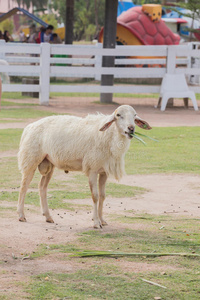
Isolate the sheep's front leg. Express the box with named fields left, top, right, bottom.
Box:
left=39, top=166, right=55, bottom=223
left=89, top=172, right=101, bottom=229
left=98, top=172, right=108, bottom=226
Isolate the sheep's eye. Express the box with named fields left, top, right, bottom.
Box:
left=116, top=114, right=121, bottom=117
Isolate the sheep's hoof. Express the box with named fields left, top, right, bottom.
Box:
left=19, top=217, right=26, bottom=222
left=93, top=222, right=102, bottom=229
left=46, top=217, right=54, bottom=223
left=101, top=220, right=108, bottom=226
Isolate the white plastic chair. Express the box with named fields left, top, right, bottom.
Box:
left=159, top=73, right=198, bottom=111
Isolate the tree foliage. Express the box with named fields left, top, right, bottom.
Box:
left=168, top=0, right=200, bottom=40
left=169, top=0, right=200, bottom=20
left=14, top=0, right=48, bottom=10
left=53, top=0, right=105, bottom=41
left=0, top=19, right=14, bottom=34
left=41, top=14, right=58, bottom=29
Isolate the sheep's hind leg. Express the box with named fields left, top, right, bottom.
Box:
left=17, top=169, right=35, bottom=222
left=98, top=172, right=108, bottom=226
left=39, top=165, right=55, bottom=223
left=89, top=172, right=102, bottom=229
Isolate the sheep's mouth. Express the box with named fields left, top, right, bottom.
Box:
left=125, top=131, right=133, bottom=139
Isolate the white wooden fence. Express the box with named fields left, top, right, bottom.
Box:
left=0, top=40, right=199, bottom=105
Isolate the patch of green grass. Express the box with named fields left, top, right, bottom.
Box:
left=1, top=100, right=36, bottom=106
left=0, top=120, right=24, bottom=124
left=26, top=268, right=154, bottom=300
left=2, top=89, right=200, bottom=100
left=31, top=214, right=200, bottom=262
left=74, top=174, right=146, bottom=197
left=111, top=214, right=200, bottom=250
left=0, top=157, right=75, bottom=190
left=78, top=226, right=200, bottom=256
left=126, top=126, right=200, bottom=174
left=48, top=185, right=141, bottom=209
left=0, top=191, right=75, bottom=211
left=2, top=92, right=29, bottom=100
left=27, top=265, right=200, bottom=300
left=49, top=190, right=91, bottom=201
left=113, top=92, right=159, bottom=98
left=0, top=191, right=39, bottom=205
left=0, top=157, right=37, bottom=188
left=196, top=93, right=200, bottom=100
left=107, top=182, right=146, bottom=197
left=30, top=243, right=79, bottom=259
left=0, top=108, right=57, bottom=120
left=0, top=129, right=22, bottom=151
left=50, top=91, right=160, bottom=99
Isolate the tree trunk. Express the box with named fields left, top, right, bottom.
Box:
left=94, top=0, right=100, bottom=36
left=100, top=0, right=118, bottom=103
left=65, top=0, right=74, bottom=44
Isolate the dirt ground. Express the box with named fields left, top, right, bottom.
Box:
left=0, top=96, right=200, bottom=298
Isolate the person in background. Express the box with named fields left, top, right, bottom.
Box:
left=28, top=28, right=39, bottom=43
left=40, top=25, right=54, bottom=43
left=28, top=24, right=38, bottom=43
left=0, top=31, right=4, bottom=39
left=3, top=30, right=14, bottom=42
left=36, top=27, right=45, bottom=43
left=52, top=33, right=62, bottom=44
left=19, top=30, right=25, bottom=42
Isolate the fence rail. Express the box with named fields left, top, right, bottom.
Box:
left=0, top=40, right=199, bottom=105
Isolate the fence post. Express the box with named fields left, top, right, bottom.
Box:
left=39, top=43, right=50, bottom=105
left=95, top=43, right=102, bottom=81
left=166, top=46, right=176, bottom=74
left=165, top=46, right=176, bottom=107
left=0, top=40, right=5, bottom=60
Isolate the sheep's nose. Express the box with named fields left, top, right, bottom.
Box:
left=128, top=126, right=134, bottom=134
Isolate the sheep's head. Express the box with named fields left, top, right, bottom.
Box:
left=99, top=105, right=152, bottom=139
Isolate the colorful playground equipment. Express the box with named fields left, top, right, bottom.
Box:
left=99, top=4, right=180, bottom=46
left=117, top=0, right=134, bottom=17
left=162, top=7, right=200, bottom=41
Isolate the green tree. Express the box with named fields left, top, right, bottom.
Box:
left=0, top=19, right=14, bottom=34
left=14, top=0, right=48, bottom=10
left=65, top=0, right=74, bottom=44
left=41, top=14, right=58, bottom=29
left=52, top=0, right=105, bottom=41
left=169, top=0, right=200, bottom=40
left=74, top=0, right=105, bottom=40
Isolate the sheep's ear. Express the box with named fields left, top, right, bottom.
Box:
left=99, top=113, right=116, bottom=131
left=135, top=116, right=152, bottom=130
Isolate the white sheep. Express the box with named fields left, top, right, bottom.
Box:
left=17, top=105, right=151, bottom=228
